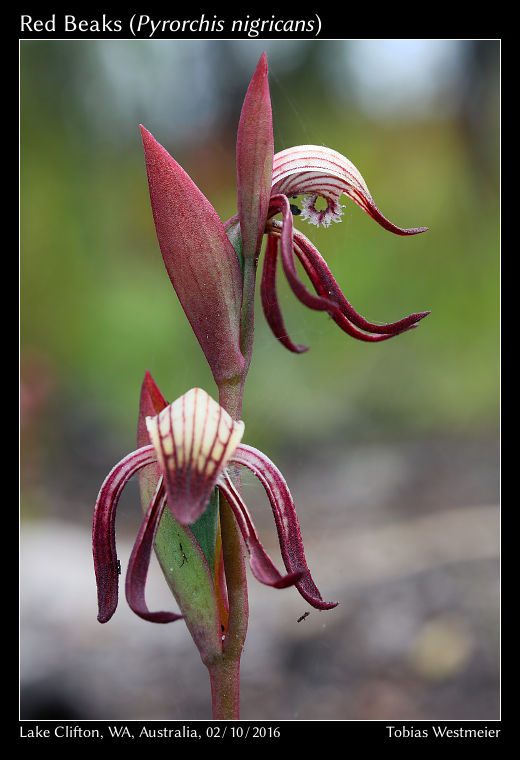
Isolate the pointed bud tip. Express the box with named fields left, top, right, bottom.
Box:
left=139, top=125, right=163, bottom=154
left=142, top=368, right=161, bottom=387
left=139, top=124, right=158, bottom=153
left=257, top=51, right=268, bottom=72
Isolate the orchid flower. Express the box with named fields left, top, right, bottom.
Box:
left=231, top=56, right=429, bottom=353
left=102, top=52, right=431, bottom=720
left=93, top=385, right=336, bottom=628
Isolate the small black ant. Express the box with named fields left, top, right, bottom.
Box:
left=297, top=611, right=310, bottom=623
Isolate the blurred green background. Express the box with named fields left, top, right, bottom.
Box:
left=20, top=39, right=500, bottom=721
left=21, top=39, right=499, bottom=451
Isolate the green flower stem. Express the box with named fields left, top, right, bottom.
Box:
left=218, top=377, right=244, bottom=422
left=207, top=650, right=242, bottom=722
left=219, top=492, right=249, bottom=662
left=207, top=261, right=257, bottom=719
left=210, top=378, right=249, bottom=720
left=206, top=493, right=248, bottom=719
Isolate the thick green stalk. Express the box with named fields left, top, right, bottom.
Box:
left=205, top=490, right=248, bottom=719
left=205, top=380, right=248, bottom=720
left=208, top=655, right=241, bottom=721
left=206, top=253, right=257, bottom=720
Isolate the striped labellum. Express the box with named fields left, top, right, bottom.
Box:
left=146, top=388, right=245, bottom=526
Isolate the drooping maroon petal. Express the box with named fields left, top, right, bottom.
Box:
left=93, top=445, right=158, bottom=623
left=269, top=193, right=345, bottom=314
left=272, top=145, right=428, bottom=235
left=218, top=472, right=303, bottom=589
left=268, top=193, right=325, bottom=312
left=231, top=444, right=338, bottom=610
left=125, top=478, right=185, bottom=623
left=140, top=126, right=245, bottom=386
left=260, top=233, right=308, bottom=353
left=146, top=388, right=244, bottom=525
left=268, top=195, right=410, bottom=343
left=237, top=52, right=274, bottom=260
left=294, top=229, right=429, bottom=333
left=269, top=219, right=429, bottom=336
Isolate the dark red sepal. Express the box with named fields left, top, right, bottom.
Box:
left=291, top=227, right=430, bottom=335
left=125, top=478, right=185, bottom=623
left=268, top=196, right=421, bottom=344
left=218, top=473, right=303, bottom=589
left=260, top=234, right=309, bottom=353
left=92, top=445, right=158, bottom=623
left=231, top=445, right=338, bottom=610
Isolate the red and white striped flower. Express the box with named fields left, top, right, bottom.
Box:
left=271, top=144, right=428, bottom=234
left=233, top=69, right=430, bottom=353
left=93, top=386, right=336, bottom=625
left=261, top=144, right=430, bottom=352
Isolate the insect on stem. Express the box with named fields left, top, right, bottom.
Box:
left=179, top=543, right=188, bottom=568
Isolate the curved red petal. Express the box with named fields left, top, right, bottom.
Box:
left=125, top=478, right=185, bottom=623
left=92, top=445, right=158, bottom=623
left=355, top=193, right=428, bottom=236
left=268, top=196, right=409, bottom=343
left=218, top=474, right=303, bottom=589
left=291, top=228, right=430, bottom=335
left=269, top=194, right=342, bottom=313
left=260, top=234, right=308, bottom=353
left=269, top=194, right=326, bottom=310
left=231, top=445, right=338, bottom=610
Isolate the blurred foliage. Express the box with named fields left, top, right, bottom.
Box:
left=21, top=40, right=499, bottom=461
